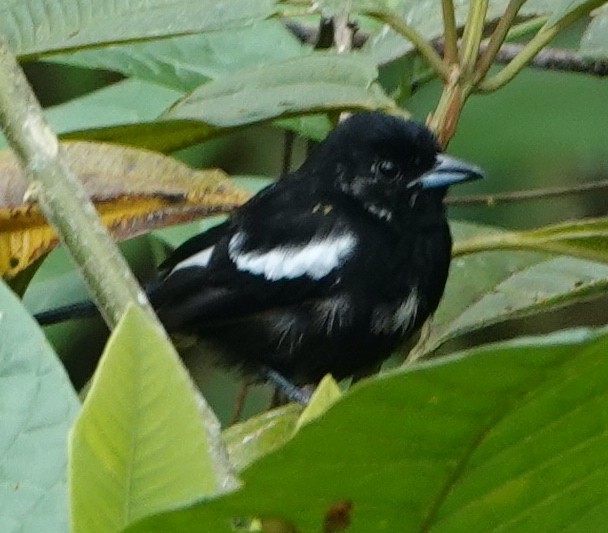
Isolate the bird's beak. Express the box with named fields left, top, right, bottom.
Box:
left=417, top=154, right=484, bottom=189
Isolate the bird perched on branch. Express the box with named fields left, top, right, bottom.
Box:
left=35, top=112, right=482, bottom=401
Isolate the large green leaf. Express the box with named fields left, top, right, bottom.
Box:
left=2, top=0, right=277, bottom=59
left=164, top=52, right=399, bottom=126
left=413, top=221, right=608, bottom=356
left=6, top=55, right=397, bottom=152
left=70, top=306, right=237, bottom=533
left=0, top=280, right=79, bottom=533
left=128, top=326, right=608, bottom=532
left=48, top=20, right=308, bottom=91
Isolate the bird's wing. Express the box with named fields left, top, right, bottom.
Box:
left=151, top=201, right=360, bottom=331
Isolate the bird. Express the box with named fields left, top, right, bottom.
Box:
left=35, top=112, right=482, bottom=401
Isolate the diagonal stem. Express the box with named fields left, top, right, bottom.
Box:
left=475, top=0, right=527, bottom=81
left=0, top=38, right=154, bottom=329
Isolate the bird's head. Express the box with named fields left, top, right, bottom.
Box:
left=302, top=112, right=483, bottom=223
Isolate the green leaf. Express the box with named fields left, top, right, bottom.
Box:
left=128, top=327, right=608, bottom=532
left=70, top=305, right=237, bottom=533
left=0, top=279, right=79, bottom=532
left=580, top=4, right=608, bottom=58
left=48, top=20, right=308, bottom=92
left=3, top=0, right=277, bottom=59
left=0, top=79, right=182, bottom=152
left=223, top=405, right=301, bottom=472
left=454, top=217, right=608, bottom=264
left=413, top=222, right=608, bottom=356
left=296, top=374, right=342, bottom=430
left=164, top=52, right=399, bottom=127
left=12, top=55, right=397, bottom=152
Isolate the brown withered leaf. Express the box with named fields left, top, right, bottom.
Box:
left=0, top=141, right=251, bottom=278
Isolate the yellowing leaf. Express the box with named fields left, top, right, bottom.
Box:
left=0, top=142, right=250, bottom=278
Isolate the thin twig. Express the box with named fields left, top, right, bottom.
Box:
left=284, top=20, right=608, bottom=78
left=479, top=0, right=607, bottom=92
left=436, top=41, right=608, bottom=77
left=475, top=0, right=527, bottom=81
left=446, top=179, right=608, bottom=207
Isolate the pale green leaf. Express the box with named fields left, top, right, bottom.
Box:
left=0, top=280, right=79, bottom=533
left=580, top=4, right=608, bottom=58
left=413, top=221, right=608, bottom=356
left=223, top=405, right=301, bottom=473
left=70, top=305, right=237, bottom=533
left=164, top=52, right=399, bottom=127
left=48, top=20, right=308, bottom=91
left=2, top=0, right=276, bottom=58
left=296, top=374, right=342, bottom=429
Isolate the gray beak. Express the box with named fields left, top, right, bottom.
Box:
left=417, top=154, right=484, bottom=190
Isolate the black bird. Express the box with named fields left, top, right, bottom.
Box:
left=35, top=112, right=482, bottom=398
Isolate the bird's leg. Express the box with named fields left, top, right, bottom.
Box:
left=262, top=366, right=312, bottom=405
left=351, top=362, right=382, bottom=384
left=228, top=381, right=250, bottom=426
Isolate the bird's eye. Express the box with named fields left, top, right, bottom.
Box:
left=377, top=160, right=399, bottom=179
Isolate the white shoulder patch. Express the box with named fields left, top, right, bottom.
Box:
left=228, top=231, right=357, bottom=281
left=171, top=246, right=214, bottom=272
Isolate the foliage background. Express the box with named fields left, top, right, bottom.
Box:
left=18, top=18, right=608, bottom=419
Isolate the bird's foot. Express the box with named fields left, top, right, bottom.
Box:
left=263, top=367, right=312, bottom=405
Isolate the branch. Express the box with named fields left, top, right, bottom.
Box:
left=0, top=38, right=154, bottom=329
left=445, top=179, right=608, bottom=207
left=479, top=1, right=606, bottom=92
left=283, top=20, right=608, bottom=78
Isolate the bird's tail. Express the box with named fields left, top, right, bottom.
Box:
left=34, top=280, right=162, bottom=326
left=34, top=300, right=99, bottom=325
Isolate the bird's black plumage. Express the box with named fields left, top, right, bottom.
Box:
left=35, top=112, right=482, bottom=390
left=149, top=112, right=482, bottom=384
